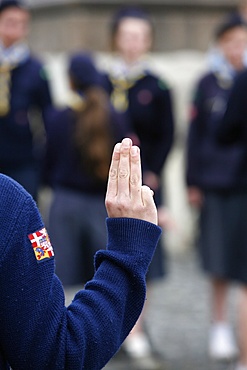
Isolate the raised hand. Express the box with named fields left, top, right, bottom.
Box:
left=105, top=138, right=158, bottom=225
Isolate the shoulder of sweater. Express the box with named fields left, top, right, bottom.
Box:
left=134, top=73, right=172, bottom=94
left=196, top=72, right=216, bottom=86
left=0, top=174, right=36, bottom=253
left=16, top=55, right=49, bottom=79
left=47, top=106, right=74, bottom=126
left=0, top=174, right=34, bottom=226
left=0, top=174, right=31, bottom=205
left=192, top=72, right=217, bottom=95
left=234, top=69, right=247, bottom=90
left=16, top=54, right=42, bottom=69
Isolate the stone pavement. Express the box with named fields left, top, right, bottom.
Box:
left=102, top=248, right=239, bottom=370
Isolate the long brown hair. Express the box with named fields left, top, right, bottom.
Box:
left=73, top=86, right=114, bottom=183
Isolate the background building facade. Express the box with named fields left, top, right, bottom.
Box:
left=27, top=0, right=237, bottom=54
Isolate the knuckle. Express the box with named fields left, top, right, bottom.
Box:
left=105, top=197, right=114, bottom=209
left=130, top=174, right=139, bottom=186
left=109, top=168, right=118, bottom=180
left=119, top=168, right=129, bottom=179
left=106, top=196, right=129, bottom=211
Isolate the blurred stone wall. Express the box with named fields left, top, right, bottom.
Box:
left=27, top=0, right=238, bottom=54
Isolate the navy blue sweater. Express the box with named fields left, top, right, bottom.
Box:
left=186, top=72, right=247, bottom=190
left=0, top=56, right=52, bottom=168
left=0, top=174, right=161, bottom=369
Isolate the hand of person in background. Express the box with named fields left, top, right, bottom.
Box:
left=187, top=186, right=204, bottom=208
left=105, top=138, right=158, bottom=225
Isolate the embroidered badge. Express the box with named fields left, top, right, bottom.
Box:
left=28, top=228, right=54, bottom=263
left=137, top=89, right=153, bottom=105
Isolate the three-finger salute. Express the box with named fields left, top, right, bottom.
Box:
left=105, top=138, right=158, bottom=225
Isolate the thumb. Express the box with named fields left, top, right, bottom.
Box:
left=141, top=185, right=158, bottom=225
left=141, top=185, right=154, bottom=201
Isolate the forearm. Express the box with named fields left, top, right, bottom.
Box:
left=64, top=218, right=161, bottom=369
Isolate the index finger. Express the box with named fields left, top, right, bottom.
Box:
left=106, top=142, right=121, bottom=199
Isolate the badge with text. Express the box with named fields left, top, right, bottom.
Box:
left=28, top=228, right=54, bottom=263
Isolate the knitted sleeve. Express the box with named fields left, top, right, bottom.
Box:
left=0, top=175, right=161, bottom=370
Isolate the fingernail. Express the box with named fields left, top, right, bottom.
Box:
left=131, top=146, right=139, bottom=155
left=122, top=138, right=132, bottom=147
left=114, top=143, right=121, bottom=152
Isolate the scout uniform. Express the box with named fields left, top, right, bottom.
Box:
left=0, top=0, right=52, bottom=200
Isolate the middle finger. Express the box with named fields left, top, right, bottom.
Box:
left=118, top=138, right=132, bottom=197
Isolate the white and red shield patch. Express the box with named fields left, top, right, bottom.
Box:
left=28, top=228, right=54, bottom=263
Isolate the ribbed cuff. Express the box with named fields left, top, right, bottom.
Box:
left=106, top=217, right=162, bottom=257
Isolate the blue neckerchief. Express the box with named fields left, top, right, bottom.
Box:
left=207, top=46, right=247, bottom=82
left=108, top=57, right=150, bottom=112
left=0, top=41, right=30, bottom=66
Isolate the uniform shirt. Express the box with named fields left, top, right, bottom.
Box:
left=0, top=174, right=161, bottom=370
left=102, top=70, right=174, bottom=176
left=0, top=55, right=52, bottom=169
left=218, top=69, right=247, bottom=144
left=186, top=71, right=247, bottom=190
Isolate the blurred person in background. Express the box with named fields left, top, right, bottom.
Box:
left=44, top=52, right=127, bottom=287
left=0, top=0, right=52, bottom=201
left=216, top=40, right=247, bottom=370
left=228, top=0, right=247, bottom=24
left=186, top=18, right=247, bottom=368
left=101, top=6, right=174, bottom=365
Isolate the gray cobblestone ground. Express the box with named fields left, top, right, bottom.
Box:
left=65, top=248, right=239, bottom=370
